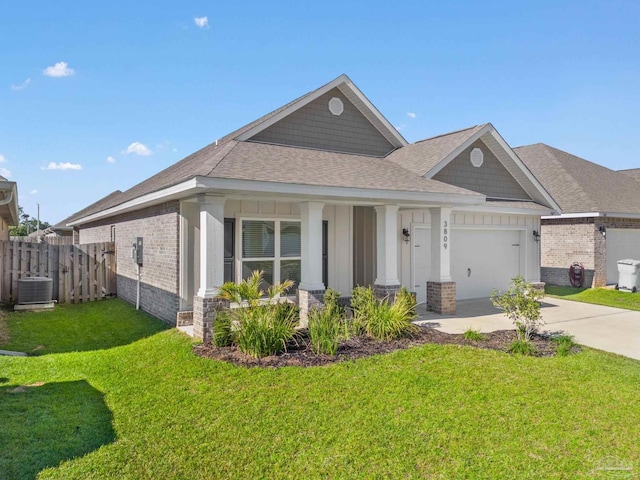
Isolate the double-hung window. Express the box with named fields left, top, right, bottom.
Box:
left=241, top=219, right=301, bottom=289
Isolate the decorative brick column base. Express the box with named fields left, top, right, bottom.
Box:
left=193, top=296, right=229, bottom=342
left=297, top=289, right=325, bottom=327
left=373, top=284, right=401, bottom=301
left=176, top=310, right=194, bottom=327
left=427, top=281, right=456, bottom=314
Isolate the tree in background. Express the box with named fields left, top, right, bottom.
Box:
left=8, top=206, right=51, bottom=237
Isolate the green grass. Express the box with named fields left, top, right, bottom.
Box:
left=1, top=300, right=640, bottom=479
left=0, top=299, right=168, bottom=355
left=546, top=285, right=640, bottom=311
left=463, top=327, right=486, bottom=341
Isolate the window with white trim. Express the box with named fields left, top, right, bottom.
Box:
left=241, top=219, right=301, bottom=289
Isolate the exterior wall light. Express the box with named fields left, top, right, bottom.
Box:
left=532, top=230, right=541, bottom=242
left=402, top=227, right=411, bottom=244
left=598, top=226, right=606, bottom=237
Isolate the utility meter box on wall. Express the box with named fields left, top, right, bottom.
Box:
left=131, top=237, right=143, bottom=266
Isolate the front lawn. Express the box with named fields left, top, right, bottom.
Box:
left=1, top=300, right=639, bottom=479
left=546, top=285, right=640, bottom=311
left=0, top=299, right=168, bottom=355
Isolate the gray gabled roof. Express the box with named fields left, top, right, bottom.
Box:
left=515, top=143, right=640, bottom=215
left=618, top=168, right=640, bottom=182
left=58, top=190, right=123, bottom=227
left=386, top=125, right=488, bottom=176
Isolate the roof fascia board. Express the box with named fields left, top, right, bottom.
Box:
left=70, top=176, right=486, bottom=226
left=424, top=124, right=492, bottom=178
left=456, top=203, right=557, bottom=216
left=0, top=181, right=19, bottom=225
left=542, top=212, right=640, bottom=220
left=235, top=75, right=407, bottom=147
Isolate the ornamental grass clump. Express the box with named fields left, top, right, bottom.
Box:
left=351, top=286, right=418, bottom=341
left=217, top=270, right=299, bottom=358
left=308, top=288, right=346, bottom=356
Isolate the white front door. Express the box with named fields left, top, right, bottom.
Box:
left=452, top=229, right=521, bottom=299
left=412, top=226, right=431, bottom=305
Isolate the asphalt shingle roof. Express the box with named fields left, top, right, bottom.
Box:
left=386, top=124, right=487, bottom=176
left=515, top=143, right=640, bottom=214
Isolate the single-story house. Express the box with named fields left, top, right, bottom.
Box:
left=516, top=143, right=640, bottom=288
left=65, top=75, right=559, bottom=340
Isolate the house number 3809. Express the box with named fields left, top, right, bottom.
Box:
left=443, top=220, right=448, bottom=249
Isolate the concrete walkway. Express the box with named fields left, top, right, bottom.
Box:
left=416, top=297, right=640, bottom=360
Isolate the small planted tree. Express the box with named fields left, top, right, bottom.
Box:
left=490, top=276, right=544, bottom=350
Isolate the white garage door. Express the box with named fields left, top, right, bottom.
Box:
left=452, top=229, right=521, bottom=300
left=606, top=229, right=640, bottom=285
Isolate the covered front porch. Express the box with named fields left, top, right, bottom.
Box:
left=178, top=193, right=468, bottom=341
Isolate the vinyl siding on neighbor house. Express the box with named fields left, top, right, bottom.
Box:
left=433, top=140, right=530, bottom=200
left=249, top=88, right=395, bottom=157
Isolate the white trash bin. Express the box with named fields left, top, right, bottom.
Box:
left=616, top=259, right=640, bottom=292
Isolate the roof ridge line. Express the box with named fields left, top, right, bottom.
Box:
left=414, top=124, right=482, bottom=144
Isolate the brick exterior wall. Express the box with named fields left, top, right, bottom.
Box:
left=193, top=296, right=229, bottom=342
left=373, top=284, right=401, bottom=301
left=427, top=281, right=456, bottom=314
left=541, top=217, right=640, bottom=288
left=78, top=201, right=181, bottom=324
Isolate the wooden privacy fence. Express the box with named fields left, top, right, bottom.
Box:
left=10, top=236, right=74, bottom=245
left=0, top=241, right=116, bottom=303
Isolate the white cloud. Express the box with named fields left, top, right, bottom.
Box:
left=0, top=167, right=11, bottom=178
left=194, top=16, right=209, bottom=28
left=11, top=78, right=31, bottom=90
left=43, top=62, right=75, bottom=78
left=406, top=112, right=417, bottom=119
left=0, top=154, right=6, bottom=163
left=43, top=162, right=82, bottom=171
left=123, top=142, right=152, bottom=156
left=106, top=156, right=116, bottom=163
left=30, top=189, right=38, bottom=194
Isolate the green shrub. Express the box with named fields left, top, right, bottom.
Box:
left=363, top=297, right=418, bottom=341
left=491, top=276, right=544, bottom=342
left=233, top=303, right=299, bottom=358
left=463, top=328, right=486, bottom=341
left=507, top=339, right=537, bottom=356
left=308, top=289, right=345, bottom=356
left=395, top=286, right=417, bottom=318
left=213, top=310, right=233, bottom=347
left=552, top=334, right=577, bottom=357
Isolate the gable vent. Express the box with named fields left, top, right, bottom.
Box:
left=328, top=97, right=344, bottom=116
left=17, top=277, right=53, bottom=304
left=470, top=147, right=484, bottom=167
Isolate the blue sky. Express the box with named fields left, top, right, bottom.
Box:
left=2, top=0, right=639, bottom=223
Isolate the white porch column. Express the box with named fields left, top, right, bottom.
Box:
left=197, top=195, right=226, bottom=297
left=427, top=207, right=455, bottom=314
left=374, top=204, right=400, bottom=287
left=429, top=207, right=452, bottom=282
left=298, top=201, right=325, bottom=292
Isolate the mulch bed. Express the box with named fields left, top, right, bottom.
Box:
left=193, top=326, right=577, bottom=368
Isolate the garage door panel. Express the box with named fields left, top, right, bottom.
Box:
left=452, top=229, right=521, bottom=300
left=606, top=229, right=640, bottom=285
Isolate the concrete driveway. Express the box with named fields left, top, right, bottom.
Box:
left=416, top=297, right=640, bottom=360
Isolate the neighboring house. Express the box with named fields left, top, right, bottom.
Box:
left=65, top=75, right=558, bottom=340
left=516, top=143, right=640, bottom=288
left=0, top=175, right=19, bottom=241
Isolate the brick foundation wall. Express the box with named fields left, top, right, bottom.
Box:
left=78, top=201, right=181, bottom=324
left=426, top=281, right=456, bottom=314
left=372, top=284, right=401, bottom=301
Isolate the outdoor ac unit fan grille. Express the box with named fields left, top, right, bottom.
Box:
left=17, top=277, right=53, bottom=304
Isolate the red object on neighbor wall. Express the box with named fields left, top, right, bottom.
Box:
left=569, top=262, right=585, bottom=288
